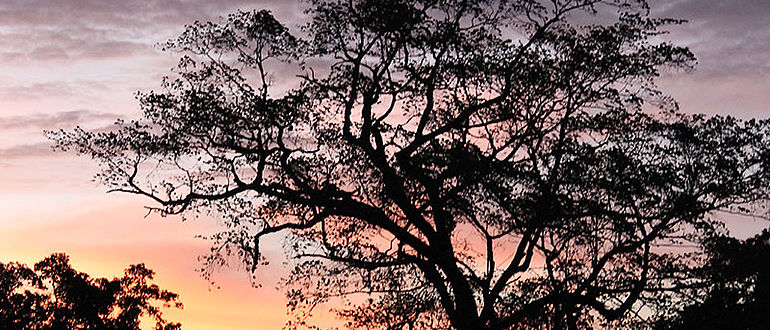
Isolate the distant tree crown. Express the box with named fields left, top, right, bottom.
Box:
left=0, top=254, right=182, bottom=330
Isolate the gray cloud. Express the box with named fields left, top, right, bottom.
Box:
left=644, top=0, right=770, bottom=118
left=653, top=0, right=770, bottom=78
left=0, top=111, right=123, bottom=162
left=0, top=110, right=119, bottom=130
left=0, top=81, right=112, bottom=101
left=0, top=0, right=765, bottom=122
left=0, top=0, right=308, bottom=64
left=0, top=142, right=54, bottom=159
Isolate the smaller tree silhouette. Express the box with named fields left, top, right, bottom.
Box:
left=0, top=253, right=182, bottom=330
left=655, top=228, right=770, bottom=330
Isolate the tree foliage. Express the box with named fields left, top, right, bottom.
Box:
left=0, top=254, right=182, bottom=330
left=50, top=0, right=770, bottom=328
left=655, top=229, right=770, bottom=330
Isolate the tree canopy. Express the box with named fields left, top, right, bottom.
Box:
left=0, top=253, right=182, bottom=330
left=655, top=229, right=770, bottom=330
left=50, top=0, right=770, bottom=328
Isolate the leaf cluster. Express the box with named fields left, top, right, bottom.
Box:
left=0, top=254, right=182, bottom=330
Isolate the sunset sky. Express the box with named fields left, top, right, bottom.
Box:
left=0, top=0, right=768, bottom=329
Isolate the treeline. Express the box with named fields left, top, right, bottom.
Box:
left=0, top=253, right=181, bottom=329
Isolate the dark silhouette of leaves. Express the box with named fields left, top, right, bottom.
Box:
left=0, top=253, right=182, bottom=330
left=655, top=229, right=770, bottom=330
left=49, top=0, right=770, bottom=329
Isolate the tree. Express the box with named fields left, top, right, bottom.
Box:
left=655, top=229, right=770, bottom=330
left=50, top=0, right=770, bottom=328
left=0, top=253, right=182, bottom=329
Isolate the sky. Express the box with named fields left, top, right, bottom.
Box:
left=0, top=0, right=768, bottom=329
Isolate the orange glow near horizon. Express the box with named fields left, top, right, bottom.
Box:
left=0, top=191, right=300, bottom=329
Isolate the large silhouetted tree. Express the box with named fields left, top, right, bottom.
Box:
left=50, top=0, right=770, bottom=328
left=0, top=254, right=182, bottom=329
